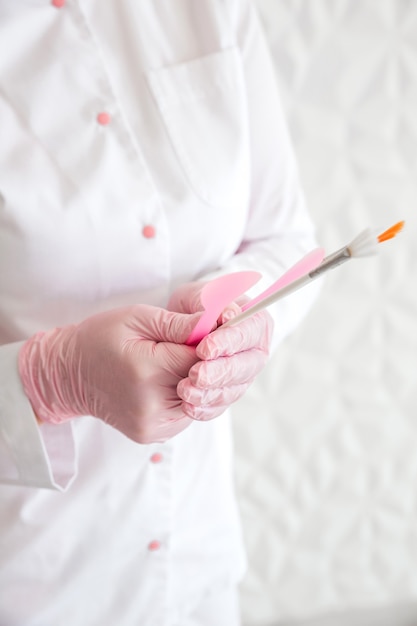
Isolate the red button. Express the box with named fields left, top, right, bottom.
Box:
left=97, top=112, right=111, bottom=126
left=142, top=225, right=156, bottom=239
left=148, top=540, right=161, bottom=552
left=150, top=453, right=163, bottom=464
left=51, top=0, right=65, bottom=6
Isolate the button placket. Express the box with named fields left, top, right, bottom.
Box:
left=75, top=2, right=165, bottom=246
left=147, top=450, right=166, bottom=553
left=146, top=443, right=173, bottom=575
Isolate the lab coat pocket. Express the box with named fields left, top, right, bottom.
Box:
left=146, top=48, right=250, bottom=208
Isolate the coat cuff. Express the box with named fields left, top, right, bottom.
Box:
left=0, top=341, right=78, bottom=491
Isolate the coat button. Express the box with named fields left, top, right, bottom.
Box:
left=142, top=225, right=156, bottom=239
left=97, top=112, right=111, bottom=126
left=150, top=453, right=163, bottom=464
left=148, top=540, right=161, bottom=552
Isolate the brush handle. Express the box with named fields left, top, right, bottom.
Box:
left=222, top=274, right=314, bottom=327
left=222, top=249, right=351, bottom=328
left=241, top=248, right=325, bottom=312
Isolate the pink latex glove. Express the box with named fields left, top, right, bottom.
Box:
left=18, top=305, right=201, bottom=443
left=168, top=282, right=274, bottom=421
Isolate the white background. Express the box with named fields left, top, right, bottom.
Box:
left=233, top=1, right=417, bottom=624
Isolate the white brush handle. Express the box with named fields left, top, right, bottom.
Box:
left=222, top=249, right=351, bottom=328
left=222, top=273, right=315, bottom=327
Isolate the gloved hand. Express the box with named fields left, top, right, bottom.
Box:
left=168, top=281, right=274, bottom=420
left=18, top=305, right=201, bottom=443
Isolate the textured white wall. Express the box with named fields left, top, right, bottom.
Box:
left=233, top=1, right=417, bottom=624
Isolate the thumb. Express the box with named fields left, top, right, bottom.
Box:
left=160, top=309, right=204, bottom=345
left=130, top=305, right=203, bottom=345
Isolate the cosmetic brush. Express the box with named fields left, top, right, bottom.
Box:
left=222, top=221, right=405, bottom=328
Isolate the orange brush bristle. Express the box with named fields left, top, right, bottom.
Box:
left=378, top=221, right=405, bottom=243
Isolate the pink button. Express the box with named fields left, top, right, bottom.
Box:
left=97, top=112, right=111, bottom=126
left=51, top=0, right=65, bottom=6
left=150, top=453, right=163, bottom=464
left=142, top=225, right=156, bottom=239
left=148, top=540, right=161, bottom=552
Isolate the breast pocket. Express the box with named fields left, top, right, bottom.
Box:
left=146, top=47, right=250, bottom=209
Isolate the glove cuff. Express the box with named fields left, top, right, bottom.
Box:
left=18, top=326, right=81, bottom=425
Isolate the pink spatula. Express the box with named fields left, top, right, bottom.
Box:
left=185, top=248, right=325, bottom=346
left=185, top=271, right=261, bottom=346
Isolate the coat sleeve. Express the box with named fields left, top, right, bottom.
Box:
left=202, top=0, right=321, bottom=347
left=0, top=341, right=77, bottom=490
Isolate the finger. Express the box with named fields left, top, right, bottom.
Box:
left=217, top=301, right=242, bottom=324
left=178, top=378, right=248, bottom=409
left=196, top=311, right=273, bottom=359
left=187, top=350, right=268, bottom=389
left=167, top=281, right=205, bottom=314
left=181, top=402, right=229, bottom=421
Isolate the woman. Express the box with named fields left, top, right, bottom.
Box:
left=0, top=1, right=318, bottom=624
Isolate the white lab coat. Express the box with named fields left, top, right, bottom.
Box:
left=0, top=1, right=318, bottom=624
